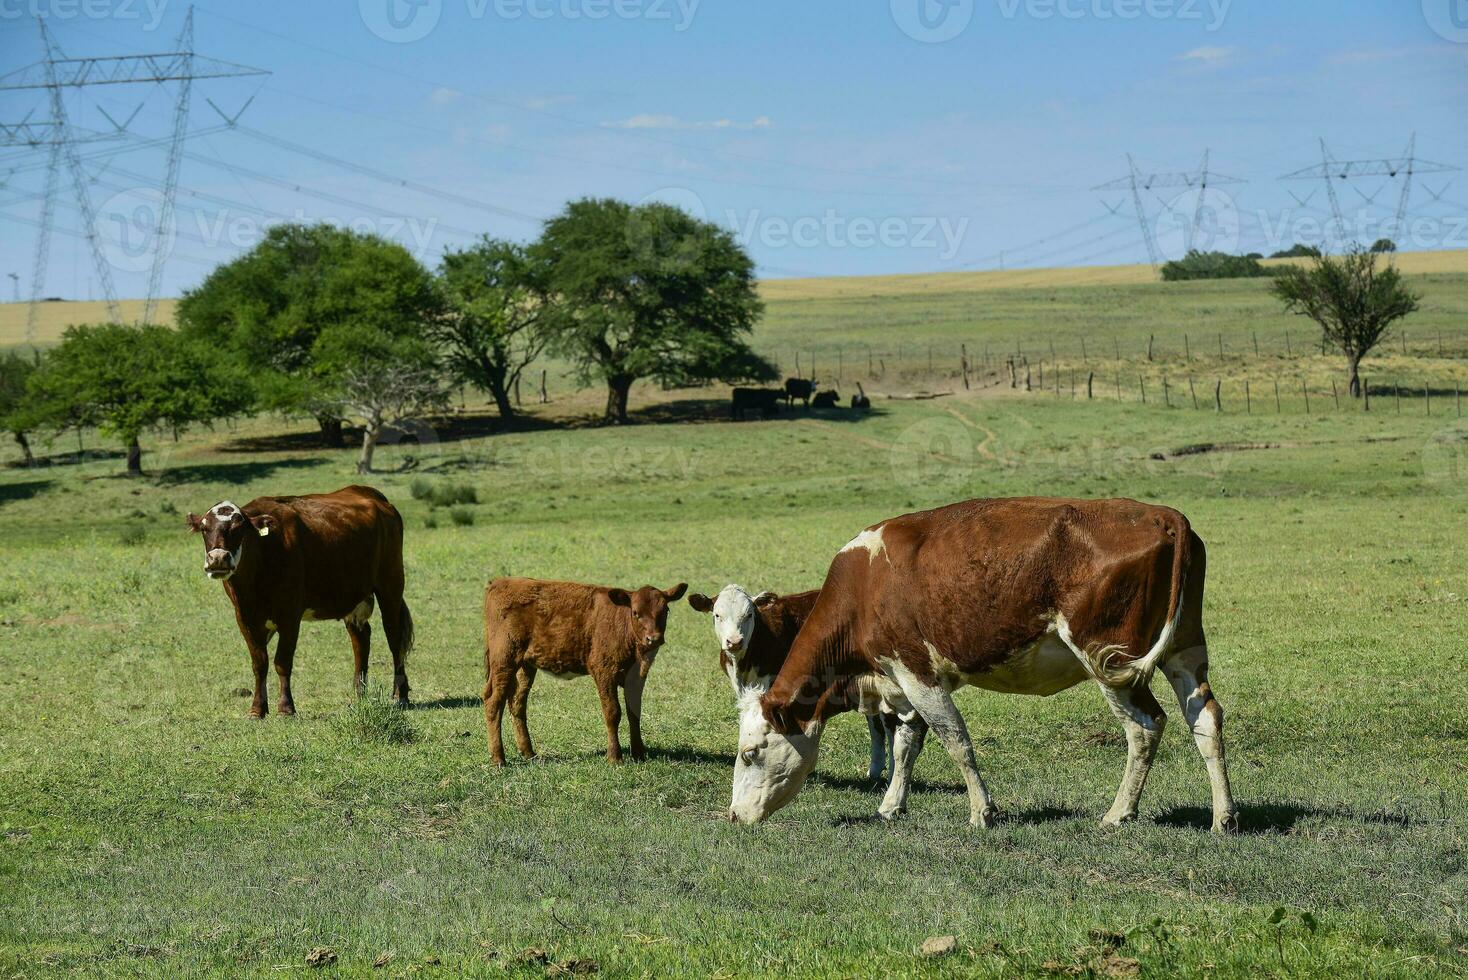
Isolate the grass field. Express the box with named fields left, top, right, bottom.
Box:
left=2, top=264, right=1467, bottom=977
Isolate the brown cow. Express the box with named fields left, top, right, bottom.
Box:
left=482, top=577, right=687, bottom=765
left=729, top=497, right=1237, bottom=833
left=687, top=584, right=928, bottom=817
left=187, top=485, right=413, bottom=718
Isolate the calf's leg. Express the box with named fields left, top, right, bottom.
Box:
left=346, top=618, right=371, bottom=694
left=621, top=664, right=647, bottom=762
left=595, top=675, right=624, bottom=764
left=878, top=714, right=927, bottom=820
left=1161, top=645, right=1238, bottom=832
left=1096, top=680, right=1166, bottom=826
left=273, top=619, right=300, bottom=716
left=888, top=665, right=997, bottom=828
left=510, top=665, right=537, bottom=759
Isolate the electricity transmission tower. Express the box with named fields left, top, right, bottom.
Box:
left=1279, top=135, right=1459, bottom=248
left=0, top=8, right=267, bottom=338
left=1092, top=151, right=1243, bottom=267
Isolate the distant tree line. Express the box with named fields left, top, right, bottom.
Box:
left=3, top=198, right=775, bottom=474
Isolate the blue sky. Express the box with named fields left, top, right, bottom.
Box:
left=1, top=0, right=1465, bottom=300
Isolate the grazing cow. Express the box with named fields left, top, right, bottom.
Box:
left=811, top=389, right=840, bottom=409
left=688, top=585, right=927, bottom=815
left=731, top=387, right=782, bottom=420
left=850, top=382, right=871, bottom=411
left=482, top=577, right=687, bottom=765
left=784, top=377, right=816, bottom=409
left=728, top=497, right=1237, bottom=834
left=187, top=485, right=414, bottom=718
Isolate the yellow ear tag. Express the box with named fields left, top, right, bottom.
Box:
left=258, top=526, right=270, bottom=537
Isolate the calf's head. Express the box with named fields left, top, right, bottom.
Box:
left=687, top=585, right=777, bottom=659
left=729, top=687, right=824, bottom=824
left=608, top=583, right=687, bottom=675
left=186, top=501, right=275, bottom=581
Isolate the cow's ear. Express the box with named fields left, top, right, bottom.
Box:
left=752, top=591, right=777, bottom=607
left=663, top=583, right=687, bottom=602
left=686, top=593, right=713, bottom=614
left=607, top=588, right=631, bottom=607
left=186, top=513, right=203, bottom=534
left=248, top=514, right=276, bottom=538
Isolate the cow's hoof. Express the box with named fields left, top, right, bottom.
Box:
left=1212, top=811, right=1240, bottom=834
left=877, top=806, right=907, bottom=822
left=393, top=699, right=409, bottom=710
left=1100, top=812, right=1136, bottom=828
left=972, top=807, right=999, bottom=830
left=277, top=703, right=296, bottom=717
left=247, top=706, right=267, bottom=720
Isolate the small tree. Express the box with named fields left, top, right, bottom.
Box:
left=434, top=237, right=550, bottom=420
left=533, top=198, right=774, bottom=423
left=1370, top=238, right=1397, bottom=253
left=0, top=350, right=41, bottom=466
left=176, top=224, right=442, bottom=446
left=1271, top=248, right=1420, bottom=398
left=335, top=361, right=450, bottom=473
left=27, top=324, right=251, bottom=475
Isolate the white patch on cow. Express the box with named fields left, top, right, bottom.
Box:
left=710, top=585, right=758, bottom=661
left=210, top=501, right=239, bottom=521
left=839, top=526, right=887, bottom=562
left=920, top=626, right=1088, bottom=698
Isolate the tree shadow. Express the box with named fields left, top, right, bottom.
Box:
left=407, top=695, right=482, bottom=712
left=7, top=448, right=126, bottom=469
left=0, top=478, right=53, bottom=506
left=152, top=457, right=320, bottom=487
left=1154, top=799, right=1418, bottom=834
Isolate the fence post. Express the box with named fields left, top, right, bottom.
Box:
left=1115, top=368, right=1121, bottom=402
left=1147, top=334, right=1154, bottom=361
left=1139, top=374, right=1147, bottom=404
left=1245, top=379, right=1251, bottom=414
left=1253, top=331, right=1259, bottom=356
left=1274, top=379, right=1281, bottom=413
left=1214, top=379, right=1222, bottom=412
left=1162, top=376, right=1170, bottom=408
left=961, top=344, right=969, bottom=389
left=514, top=376, right=521, bottom=407
left=1363, top=377, right=1370, bottom=412
left=1087, top=371, right=1094, bottom=399
left=1189, top=375, right=1197, bottom=409
left=1055, top=368, right=1061, bottom=398
left=1081, top=337, right=1088, bottom=363
left=1302, top=377, right=1309, bottom=414
left=1332, top=379, right=1339, bottom=410
left=1185, top=333, right=1191, bottom=362
left=1007, top=357, right=1017, bottom=388
left=1285, top=328, right=1291, bottom=357
left=1114, top=337, right=1120, bottom=362
left=1425, top=386, right=1430, bottom=416
left=1456, top=382, right=1461, bottom=417
left=1025, top=360, right=1032, bottom=391
left=1395, top=384, right=1401, bottom=414
left=1038, top=360, right=1044, bottom=389
left=540, top=369, right=548, bottom=404
left=1070, top=368, right=1076, bottom=399
left=1401, top=331, right=1407, bottom=355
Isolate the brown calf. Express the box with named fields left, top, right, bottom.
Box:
left=187, top=485, right=413, bottom=718
left=482, top=577, right=687, bottom=765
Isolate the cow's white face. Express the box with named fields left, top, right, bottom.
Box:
left=729, top=691, right=822, bottom=824
left=711, top=585, right=759, bottom=657
left=187, top=501, right=273, bottom=581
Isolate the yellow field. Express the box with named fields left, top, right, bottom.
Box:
left=3, top=249, right=1465, bottom=349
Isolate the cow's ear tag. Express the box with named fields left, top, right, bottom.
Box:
left=258, top=526, right=270, bottom=537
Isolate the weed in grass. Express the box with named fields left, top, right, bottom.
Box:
left=449, top=505, right=475, bottom=526
left=330, top=689, right=417, bottom=745
left=410, top=477, right=433, bottom=501
left=118, top=525, right=146, bottom=547
left=424, top=513, right=439, bottom=529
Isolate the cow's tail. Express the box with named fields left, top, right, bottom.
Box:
left=1086, top=512, right=1191, bottom=688
left=397, top=599, right=415, bottom=661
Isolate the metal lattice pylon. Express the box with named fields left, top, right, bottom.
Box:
left=1093, top=151, right=1244, bottom=267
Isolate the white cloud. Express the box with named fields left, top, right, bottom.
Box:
left=1176, top=46, right=1235, bottom=67
left=602, top=114, right=773, bottom=131
left=429, top=87, right=462, bottom=106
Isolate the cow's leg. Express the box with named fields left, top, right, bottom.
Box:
left=1161, top=645, right=1238, bottom=833
left=595, top=675, right=624, bottom=764
left=376, top=590, right=411, bottom=707
left=865, top=714, right=888, bottom=782
left=273, top=619, right=300, bottom=717
left=878, top=714, right=927, bottom=820
left=240, top=622, right=272, bottom=719
left=482, top=661, right=515, bottom=767
left=345, top=618, right=371, bottom=695
left=622, top=664, right=647, bottom=762
left=889, top=670, right=997, bottom=828
left=510, top=665, right=537, bottom=760
left=1097, top=681, right=1166, bottom=826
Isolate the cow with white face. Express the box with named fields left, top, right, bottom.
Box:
left=687, top=584, right=927, bottom=820
left=728, top=497, right=1238, bottom=835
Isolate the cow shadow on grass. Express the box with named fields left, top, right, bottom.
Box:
left=407, top=695, right=482, bottom=711
left=1155, top=800, right=1416, bottom=834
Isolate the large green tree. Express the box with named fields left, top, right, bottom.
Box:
left=175, top=223, right=442, bottom=446
left=434, top=237, right=550, bottom=420
left=533, top=198, right=774, bottom=423
left=26, top=324, right=251, bottom=475
left=1271, top=248, right=1420, bottom=398
left=0, top=350, right=41, bottom=466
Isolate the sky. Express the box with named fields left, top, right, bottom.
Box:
left=1, top=0, right=1466, bottom=302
